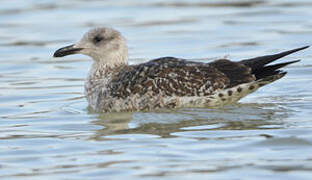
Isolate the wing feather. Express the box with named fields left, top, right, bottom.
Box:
left=110, top=57, right=255, bottom=98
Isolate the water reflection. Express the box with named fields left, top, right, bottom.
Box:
left=90, top=103, right=290, bottom=139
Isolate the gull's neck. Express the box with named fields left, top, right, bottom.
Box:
left=90, top=45, right=128, bottom=76
left=89, top=54, right=128, bottom=81
left=95, top=50, right=128, bottom=66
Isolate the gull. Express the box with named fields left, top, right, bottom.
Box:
left=53, top=27, right=309, bottom=112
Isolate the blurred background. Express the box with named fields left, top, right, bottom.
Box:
left=0, top=0, right=312, bottom=179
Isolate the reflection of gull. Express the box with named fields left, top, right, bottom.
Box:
left=89, top=104, right=290, bottom=138
left=53, top=27, right=309, bottom=112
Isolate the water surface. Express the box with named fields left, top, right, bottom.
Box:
left=1, top=0, right=312, bottom=179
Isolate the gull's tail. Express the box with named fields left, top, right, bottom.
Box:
left=239, top=46, right=309, bottom=80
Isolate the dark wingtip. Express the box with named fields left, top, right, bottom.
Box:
left=240, top=46, right=309, bottom=71
left=274, top=46, right=309, bottom=57
left=298, top=45, right=310, bottom=50
left=287, top=59, right=301, bottom=64
left=272, top=46, right=309, bottom=59
left=287, top=46, right=309, bottom=54
left=284, top=59, right=301, bottom=66
left=253, top=59, right=301, bottom=80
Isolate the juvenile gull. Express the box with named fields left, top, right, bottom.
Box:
left=53, top=27, right=309, bottom=112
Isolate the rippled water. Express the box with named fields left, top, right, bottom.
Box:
left=1, top=0, right=312, bottom=179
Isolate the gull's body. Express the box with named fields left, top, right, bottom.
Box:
left=54, top=27, right=308, bottom=112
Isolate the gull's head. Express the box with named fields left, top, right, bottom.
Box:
left=54, top=27, right=128, bottom=65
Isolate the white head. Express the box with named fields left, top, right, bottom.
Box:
left=54, top=27, right=128, bottom=66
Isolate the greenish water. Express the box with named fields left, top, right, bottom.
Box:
left=1, top=0, right=312, bottom=179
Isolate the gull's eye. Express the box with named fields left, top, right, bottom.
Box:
left=93, top=35, right=104, bottom=44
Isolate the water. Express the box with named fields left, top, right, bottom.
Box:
left=1, top=0, right=312, bottom=179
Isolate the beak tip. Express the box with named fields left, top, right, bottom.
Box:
left=53, top=51, right=62, bottom=58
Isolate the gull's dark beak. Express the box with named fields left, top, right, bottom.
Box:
left=53, top=44, right=84, bottom=57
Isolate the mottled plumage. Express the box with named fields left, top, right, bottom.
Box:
left=53, top=27, right=309, bottom=112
